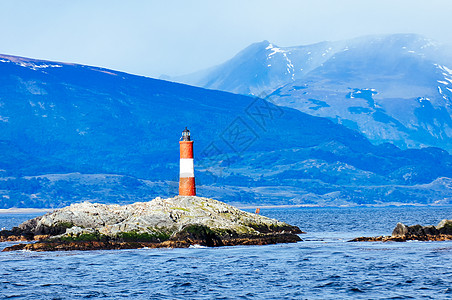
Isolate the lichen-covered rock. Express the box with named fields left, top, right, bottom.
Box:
left=1, top=196, right=304, bottom=251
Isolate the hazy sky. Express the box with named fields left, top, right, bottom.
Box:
left=1, top=0, right=451, bottom=77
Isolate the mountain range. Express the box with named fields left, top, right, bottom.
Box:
left=172, top=34, right=452, bottom=152
left=0, top=52, right=451, bottom=208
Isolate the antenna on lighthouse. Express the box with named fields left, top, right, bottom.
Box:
left=179, top=127, right=196, bottom=196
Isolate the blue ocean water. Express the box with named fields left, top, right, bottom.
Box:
left=1, top=206, right=452, bottom=299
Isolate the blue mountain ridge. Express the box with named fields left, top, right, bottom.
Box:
left=172, top=34, right=452, bottom=152
left=0, top=54, right=451, bottom=208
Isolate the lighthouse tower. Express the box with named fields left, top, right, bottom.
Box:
left=179, top=127, right=196, bottom=196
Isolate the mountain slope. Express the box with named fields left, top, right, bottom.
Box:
left=0, top=53, right=375, bottom=177
left=0, top=54, right=451, bottom=208
left=172, top=34, right=452, bottom=152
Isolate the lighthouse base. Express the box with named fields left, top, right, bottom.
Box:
left=179, top=177, right=196, bottom=196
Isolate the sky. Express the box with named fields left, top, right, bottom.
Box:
left=0, top=0, right=451, bottom=78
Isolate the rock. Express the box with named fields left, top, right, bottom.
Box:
left=171, top=224, right=224, bottom=247
left=0, top=226, right=35, bottom=242
left=423, top=225, right=439, bottom=236
left=391, top=223, right=408, bottom=237
left=1, top=196, right=304, bottom=251
left=351, top=219, right=452, bottom=242
left=437, top=219, right=452, bottom=235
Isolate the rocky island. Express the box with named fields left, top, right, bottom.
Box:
left=351, top=219, right=452, bottom=242
left=0, top=196, right=303, bottom=251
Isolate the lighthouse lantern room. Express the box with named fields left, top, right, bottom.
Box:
left=179, top=127, right=196, bottom=196
left=181, top=127, right=191, bottom=141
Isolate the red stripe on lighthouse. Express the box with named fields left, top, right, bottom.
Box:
left=179, top=141, right=194, bottom=159
left=179, top=177, right=195, bottom=196
left=179, top=140, right=196, bottom=196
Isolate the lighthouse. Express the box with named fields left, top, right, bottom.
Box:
left=179, top=127, right=196, bottom=196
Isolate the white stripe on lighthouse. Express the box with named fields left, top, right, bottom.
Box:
left=179, top=158, right=194, bottom=178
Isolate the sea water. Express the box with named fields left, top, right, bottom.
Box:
left=1, top=206, right=452, bottom=299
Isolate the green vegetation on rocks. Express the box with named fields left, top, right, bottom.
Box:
left=58, top=232, right=106, bottom=242
left=115, top=231, right=171, bottom=242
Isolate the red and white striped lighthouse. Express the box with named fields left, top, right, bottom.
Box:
left=179, top=127, right=196, bottom=196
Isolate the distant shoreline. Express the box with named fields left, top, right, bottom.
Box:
left=0, top=208, right=55, bottom=214
left=235, top=203, right=452, bottom=209
left=238, top=204, right=320, bottom=209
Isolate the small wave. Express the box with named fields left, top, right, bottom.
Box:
left=19, top=249, right=33, bottom=253
left=189, top=244, right=207, bottom=249
left=3, top=294, right=27, bottom=299
left=314, top=281, right=342, bottom=288
left=387, top=295, right=415, bottom=299
left=349, top=287, right=364, bottom=293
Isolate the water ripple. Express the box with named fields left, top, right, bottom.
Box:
left=1, top=207, right=452, bottom=299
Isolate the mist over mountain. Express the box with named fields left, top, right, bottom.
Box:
left=0, top=54, right=451, bottom=208
left=173, top=34, right=452, bottom=152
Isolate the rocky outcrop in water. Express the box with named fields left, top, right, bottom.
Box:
left=1, top=196, right=303, bottom=251
left=350, top=219, right=452, bottom=242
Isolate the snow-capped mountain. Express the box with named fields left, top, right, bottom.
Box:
left=1, top=54, right=452, bottom=208
left=173, top=34, right=452, bottom=152
left=172, top=38, right=348, bottom=95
